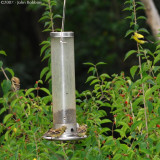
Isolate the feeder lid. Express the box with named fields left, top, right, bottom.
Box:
left=50, top=32, right=74, bottom=37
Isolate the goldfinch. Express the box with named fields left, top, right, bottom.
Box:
left=131, top=32, right=152, bottom=44
left=77, top=124, right=87, bottom=137
left=11, top=77, right=20, bottom=91
left=43, top=126, right=67, bottom=138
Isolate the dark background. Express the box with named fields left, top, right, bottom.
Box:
left=0, top=0, right=160, bottom=93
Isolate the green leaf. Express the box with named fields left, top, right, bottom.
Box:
left=131, top=121, right=142, bottom=132
left=56, top=150, right=66, bottom=157
left=96, top=100, right=105, bottom=106
left=88, top=67, right=95, bottom=73
left=39, top=15, right=50, bottom=22
left=134, top=24, right=139, bottom=31
left=125, top=16, right=132, bottom=20
left=146, top=100, right=153, bottom=113
left=158, top=107, right=160, bottom=117
left=156, top=45, right=160, bottom=50
left=40, top=67, right=49, bottom=79
left=156, top=143, right=160, bottom=153
left=98, top=110, right=107, bottom=116
left=155, top=40, right=160, bottom=45
left=156, top=73, right=160, bottom=84
left=37, top=80, right=43, bottom=84
left=115, top=129, right=126, bottom=138
left=40, top=88, right=51, bottom=95
left=90, top=79, right=100, bottom=85
left=3, top=114, right=13, bottom=124
left=120, top=144, right=129, bottom=152
left=53, top=14, right=62, bottom=19
left=136, top=2, right=145, bottom=7
left=101, top=119, right=112, bottom=124
left=153, top=66, right=160, bottom=73
left=0, top=61, right=3, bottom=68
left=154, top=54, right=160, bottom=65
left=137, top=16, right=147, bottom=20
left=123, top=6, right=133, bottom=11
left=45, top=71, right=51, bottom=81
left=40, top=44, right=50, bottom=56
left=5, top=130, right=9, bottom=141
left=0, top=50, right=7, bottom=56
left=85, top=76, right=96, bottom=83
left=130, top=65, right=138, bottom=79
left=124, top=50, right=137, bottom=61
left=100, top=73, right=111, bottom=79
left=136, top=6, right=145, bottom=11
left=41, top=51, right=51, bottom=62
left=124, top=1, right=131, bottom=5
left=113, top=154, right=122, bottom=160
left=96, top=62, right=106, bottom=66
left=118, top=121, right=130, bottom=129
left=1, top=80, right=11, bottom=95
left=125, top=29, right=134, bottom=37
left=145, top=85, right=160, bottom=100
left=43, top=28, right=52, bottom=32
left=5, top=68, right=14, bottom=77
left=140, top=149, right=152, bottom=155
left=40, top=41, right=50, bottom=46
left=138, top=28, right=149, bottom=34
left=142, top=75, right=153, bottom=83
left=100, top=127, right=110, bottom=134
left=83, top=62, right=95, bottom=66
left=25, top=88, right=35, bottom=96
left=0, top=108, right=6, bottom=115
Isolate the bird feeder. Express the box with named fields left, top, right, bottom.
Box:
left=43, top=32, right=86, bottom=141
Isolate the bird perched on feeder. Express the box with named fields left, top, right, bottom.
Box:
left=43, top=126, right=67, bottom=138
left=11, top=77, right=20, bottom=91
left=77, top=124, right=87, bottom=137
left=131, top=32, right=153, bottom=44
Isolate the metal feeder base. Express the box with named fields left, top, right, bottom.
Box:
left=42, top=123, right=87, bottom=141
left=43, top=134, right=87, bottom=141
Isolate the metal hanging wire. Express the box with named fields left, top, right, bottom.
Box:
left=60, top=0, right=67, bottom=43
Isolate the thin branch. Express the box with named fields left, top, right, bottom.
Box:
left=48, top=0, right=54, bottom=31
left=61, top=141, right=68, bottom=160
left=1, top=67, right=9, bottom=80
left=34, top=133, right=39, bottom=160
left=137, top=44, right=148, bottom=136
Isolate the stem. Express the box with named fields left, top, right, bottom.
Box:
left=61, top=141, right=68, bottom=160
left=134, top=1, right=149, bottom=134
left=95, top=65, right=104, bottom=99
left=93, top=122, right=101, bottom=154
left=112, top=122, right=115, bottom=138
left=34, top=133, right=39, bottom=160
left=1, top=67, right=9, bottom=80
left=133, top=0, right=149, bottom=157
left=137, top=44, right=148, bottom=138
left=133, top=0, right=137, bottom=26
left=130, top=100, right=135, bottom=119
left=48, top=0, right=54, bottom=31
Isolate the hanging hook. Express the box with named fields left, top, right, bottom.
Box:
left=60, top=0, right=67, bottom=43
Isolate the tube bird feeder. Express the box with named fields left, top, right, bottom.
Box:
left=43, top=32, right=86, bottom=141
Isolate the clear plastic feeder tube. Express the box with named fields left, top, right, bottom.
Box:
left=51, top=32, right=77, bottom=136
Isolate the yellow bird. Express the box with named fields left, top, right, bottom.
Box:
left=77, top=124, right=87, bottom=137
left=131, top=32, right=152, bottom=44
left=11, top=77, right=20, bottom=91
left=43, top=126, right=67, bottom=138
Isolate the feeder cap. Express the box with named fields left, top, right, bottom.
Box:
left=50, top=32, right=74, bottom=37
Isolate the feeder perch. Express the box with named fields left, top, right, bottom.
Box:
left=43, top=32, right=87, bottom=141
